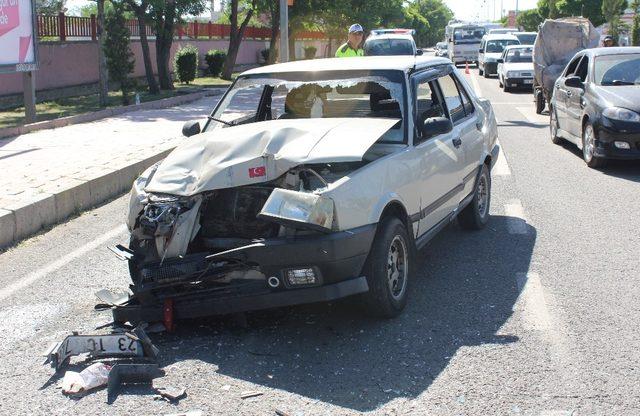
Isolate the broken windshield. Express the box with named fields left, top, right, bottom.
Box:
left=204, top=70, right=407, bottom=143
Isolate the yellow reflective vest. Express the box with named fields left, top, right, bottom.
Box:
left=335, top=43, right=364, bottom=57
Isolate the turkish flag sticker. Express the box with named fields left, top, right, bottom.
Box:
left=248, top=166, right=266, bottom=178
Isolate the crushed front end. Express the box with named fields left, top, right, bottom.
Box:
left=114, top=161, right=375, bottom=324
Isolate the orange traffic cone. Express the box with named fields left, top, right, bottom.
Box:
left=465, top=62, right=470, bottom=74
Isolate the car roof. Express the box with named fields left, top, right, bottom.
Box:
left=241, top=56, right=451, bottom=75
left=515, top=31, right=537, bottom=35
left=579, top=46, right=640, bottom=57
left=503, top=44, right=532, bottom=51
left=484, top=34, right=519, bottom=41
left=365, top=33, right=415, bottom=42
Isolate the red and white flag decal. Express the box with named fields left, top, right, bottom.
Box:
left=248, top=166, right=266, bottom=178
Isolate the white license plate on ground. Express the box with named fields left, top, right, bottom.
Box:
left=524, top=79, right=533, bottom=84
left=55, top=334, right=140, bottom=362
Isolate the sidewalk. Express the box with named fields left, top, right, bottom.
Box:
left=0, top=94, right=223, bottom=249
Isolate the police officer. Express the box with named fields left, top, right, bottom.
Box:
left=335, top=24, right=364, bottom=57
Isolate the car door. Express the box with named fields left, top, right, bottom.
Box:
left=449, top=73, right=484, bottom=198
left=566, top=55, right=589, bottom=138
left=497, top=49, right=507, bottom=81
left=478, top=39, right=486, bottom=68
left=554, top=55, right=582, bottom=135
left=411, top=70, right=466, bottom=235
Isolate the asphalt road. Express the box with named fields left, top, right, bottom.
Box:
left=1, top=67, right=639, bottom=415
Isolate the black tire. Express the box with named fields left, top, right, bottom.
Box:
left=360, top=217, right=415, bottom=318
left=483, top=67, right=490, bottom=78
left=535, top=90, right=545, bottom=114
left=498, top=76, right=503, bottom=88
left=458, top=164, right=491, bottom=230
left=478, top=65, right=484, bottom=76
left=549, top=106, right=563, bottom=144
left=582, top=123, right=607, bottom=168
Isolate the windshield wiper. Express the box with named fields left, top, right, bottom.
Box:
left=207, top=116, right=235, bottom=126
left=608, top=80, right=636, bottom=86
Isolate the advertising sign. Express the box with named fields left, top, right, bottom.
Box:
left=0, top=0, right=38, bottom=73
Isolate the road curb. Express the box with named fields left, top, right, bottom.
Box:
left=0, top=148, right=176, bottom=249
left=0, top=88, right=226, bottom=140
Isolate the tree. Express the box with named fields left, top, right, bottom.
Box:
left=631, top=0, right=640, bottom=45
left=121, top=0, right=160, bottom=94
left=221, top=0, right=256, bottom=80
left=403, top=0, right=453, bottom=47
left=517, top=9, right=544, bottom=31
left=97, top=0, right=109, bottom=106
left=105, top=3, right=135, bottom=104
left=36, top=0, right=65, bottom=14
left=255, top=0, right=279, bottom=63
left=603, top=0, right=627, bottom=42
left=149, top=0, right=206, bottom=90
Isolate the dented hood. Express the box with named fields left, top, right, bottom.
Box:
left=145, top=118, right=398, bottom=196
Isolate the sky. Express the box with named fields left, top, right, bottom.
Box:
left=444, top=0, right=539, bottom=22
left=64, top=0, right=540, bottom=21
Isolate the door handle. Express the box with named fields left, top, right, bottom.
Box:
left=452, top=137, right=462, bottom=148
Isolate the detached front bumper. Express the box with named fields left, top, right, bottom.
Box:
left=113, top=224, right=377, bottom=323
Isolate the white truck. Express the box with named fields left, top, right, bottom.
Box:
left=446, top=23, right=486, bottom=66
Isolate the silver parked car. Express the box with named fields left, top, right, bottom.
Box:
left=114, top=56, right=499, bottom=324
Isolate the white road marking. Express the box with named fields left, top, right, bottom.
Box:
left=0, top=224, right=127, bottom=301
left=467, top=71, right=483, bottom=97
left=504, top=199, right=528, bottom=234
left=515, top=272, right=572, bottom=361
left=516, top=106, right=548, bottom=125
left=493, top=140, right=511, bottom=176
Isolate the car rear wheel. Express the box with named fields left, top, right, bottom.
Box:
left=550, top=106, right=563, bottom=144
left=458, top=164, right=491, bottom=230
left=360, top=217, right=414, bottom=318
left=535, top=90, right=545, bottom=114
left=582, top=123, right=607, bottom=168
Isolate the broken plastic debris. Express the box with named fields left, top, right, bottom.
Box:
left=61, top=362, right=111, bottom=395
left=154, top=384, right=187, bottom=402
left=240, top=391, right=263, bottom=399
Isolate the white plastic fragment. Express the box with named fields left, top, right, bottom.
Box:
left=61, top=362, right=111, bottom=395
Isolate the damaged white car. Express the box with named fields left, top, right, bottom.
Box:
left=111, top=56, right=499, bottom=323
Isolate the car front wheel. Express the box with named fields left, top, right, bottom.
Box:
left=458, top=164, right=491, bottom=230
left=360, top=217, right=414, bottom=318
left=582, top=123, right=607, bottom=168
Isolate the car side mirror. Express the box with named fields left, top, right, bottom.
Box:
left=479, top=48, right=484, bottom=53
left=497, top=58, right=504, bottom=63
left=182, top=120, right=201, bottom=137
left=421, top=116, right=453, bottom=139
left=564, top=76, right=584, bottom=89
left=416, top=49, right=424, bottom=55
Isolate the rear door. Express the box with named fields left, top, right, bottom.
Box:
left=411, top=70, right=465, bottom=235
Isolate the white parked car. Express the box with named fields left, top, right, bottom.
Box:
left=364, top=29, right=421, bottom=56
left=478, top=33, right=520, bottom=77
left=497, top=45, right=535, bottom=91
left=114, top=56, right=499, bottom=324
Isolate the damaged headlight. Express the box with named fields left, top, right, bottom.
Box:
left=258, top=189, right=334, bottom=232
left=127, top=162, right=161, bottom=230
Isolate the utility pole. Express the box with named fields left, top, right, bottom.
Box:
left=279, top=0, right=289, bottom=62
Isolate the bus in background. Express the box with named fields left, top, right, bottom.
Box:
left=446, top=23, right=486, bottom=66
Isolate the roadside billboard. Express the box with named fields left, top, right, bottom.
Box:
left=0, top=0, right=38, bottom=73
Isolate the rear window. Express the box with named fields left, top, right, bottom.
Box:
left=515, top=33, right=537, bottom=45
left=486, top=39, right=520, bottom=53
left=365, top=39, right=414, bottom=56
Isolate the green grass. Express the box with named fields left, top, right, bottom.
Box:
left=0, top=75, right=234, bottom=129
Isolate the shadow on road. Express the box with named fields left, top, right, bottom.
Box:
left=498, top=120, right=547, bottom=129
left=152, top=215, right=537, bottom=412
left=558, top=140, right=640, bottom=182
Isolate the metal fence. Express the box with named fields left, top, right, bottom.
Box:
left=36, top=13, right=327, bottom=41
